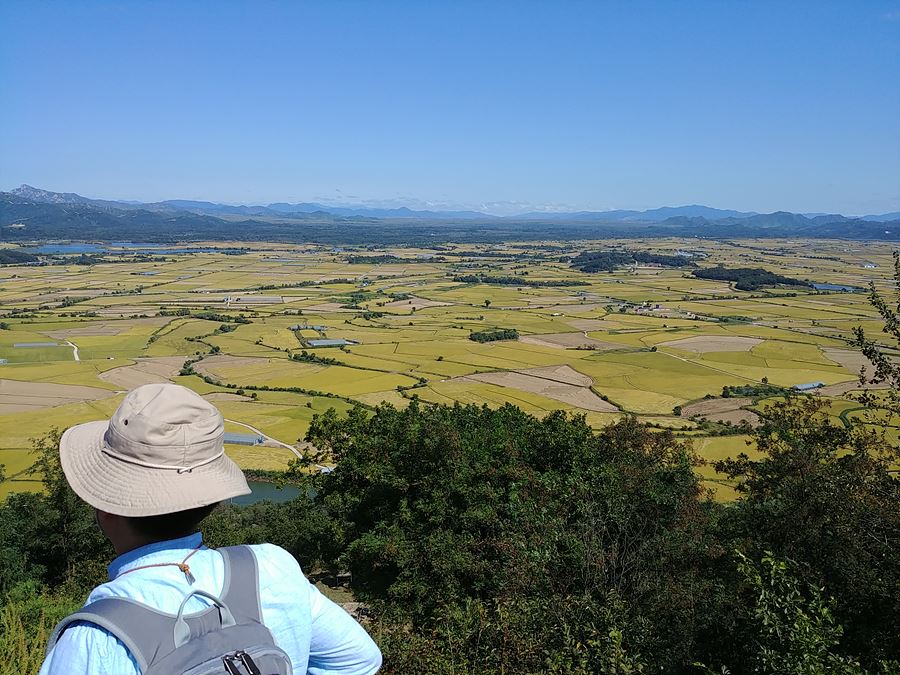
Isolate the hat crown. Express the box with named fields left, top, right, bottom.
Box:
left=105, top=384, right=224, bottom=470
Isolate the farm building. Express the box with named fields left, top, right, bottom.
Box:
left=793, top=382, right=825, bottom=392
left=307, top=338, right=357, bottom=348
left=223, top=432, right=265, bottom=446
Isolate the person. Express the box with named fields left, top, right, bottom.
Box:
left=39, top=383, right=382, bottom=675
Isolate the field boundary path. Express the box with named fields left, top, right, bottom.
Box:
left=223, top=418, right=331, bottom=472
left=65, top=340, right=80, bottom=362
left=223, top=419, right=301, bottom=458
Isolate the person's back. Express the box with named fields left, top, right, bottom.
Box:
left=40, top=383, right=381, bottom=674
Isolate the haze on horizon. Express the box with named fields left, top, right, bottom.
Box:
left=1, top=0, right=898, bottom=217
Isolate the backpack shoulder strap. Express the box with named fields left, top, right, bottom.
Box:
left=218, top=545, right=264, bottom=623
left=46, top=596, right=176, bottom=673
left=47, top=548, right=263, bottom=670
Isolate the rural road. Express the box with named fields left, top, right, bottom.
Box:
left=223, top=418, right=330, bottom=472
left=223, top=419, right=301, bottom=458
left=65, top=340, right=80, bottom=362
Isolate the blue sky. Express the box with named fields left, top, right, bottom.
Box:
left=1, top=1, right=898, bottom=215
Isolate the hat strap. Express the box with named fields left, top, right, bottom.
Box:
left=100, top=447, right=226, bottom=473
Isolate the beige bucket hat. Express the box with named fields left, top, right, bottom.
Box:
left=60, top=383, right=251, bottom=517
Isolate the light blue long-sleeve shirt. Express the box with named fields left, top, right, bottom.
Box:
left=39, top=533, right=382, bottom=674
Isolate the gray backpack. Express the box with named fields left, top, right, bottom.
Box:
left=47, top=546, right=293, bottom=675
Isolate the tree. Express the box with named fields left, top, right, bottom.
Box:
left=698, top=552, right=897, bottom=675
left=303, top=401, right=716, bottom=670
left=715, top=397, right=900, bottom=663
left=735, top=552, right=868, bottom=675
left=483, top=298, right=491, bottom=308
left=851, top=250, right=900, bottom=422
left=25, top=430, right=113, bottom=590
left=0, top=431, right=112, bottom=597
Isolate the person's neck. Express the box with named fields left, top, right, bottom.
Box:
left=112, top=537, right=157, bottom=556
left=111, top=532, right=194, bottom=556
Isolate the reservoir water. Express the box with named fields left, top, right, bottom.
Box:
left=231, top=480, right=303, bottom=506
left=27, top=243, right=105, bottom=254
left=24, top=242, right=246, bottom=256
left=812, top=283, right=862, bottom=292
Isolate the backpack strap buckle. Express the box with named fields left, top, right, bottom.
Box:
left=223, top=650, right=262, bottom=675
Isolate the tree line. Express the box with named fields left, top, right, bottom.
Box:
left=692, top=266, right=812, bottom=291
left=570, top=250, right=696, bottom=273
left=452, top=274, right=588, bottom=287
left=468, top=328, right=520, bottom=343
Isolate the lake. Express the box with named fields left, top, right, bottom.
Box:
left=27, top=243, right=105, bottom=254
left=230, top=480, right=303, bottom=506
left=812, top=283, right=863, bottom=292
left=24, top=241, right=247, bottom=256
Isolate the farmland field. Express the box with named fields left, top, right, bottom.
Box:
left=0, top=238, right=896, bottom=499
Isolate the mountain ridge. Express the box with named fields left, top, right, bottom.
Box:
left=3, top=185, right=898, bottom=244
left=13, top=184, right=896, bottom=223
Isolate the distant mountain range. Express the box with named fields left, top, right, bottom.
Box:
left=515, top=205, right=762, bottom=222
left=6, top=185, right=493, bottom=220
left=1, top=184, right=898, bottom=244
left=9, top=184, right=900, bottom=223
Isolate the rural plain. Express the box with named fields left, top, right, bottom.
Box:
left=0, top=238, right=895, bottom=499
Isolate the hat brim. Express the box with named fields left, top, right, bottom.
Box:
left=60, top=420, right=252, bottom=517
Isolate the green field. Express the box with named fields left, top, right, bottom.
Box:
left=0, top=238, right=895, bottom=499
